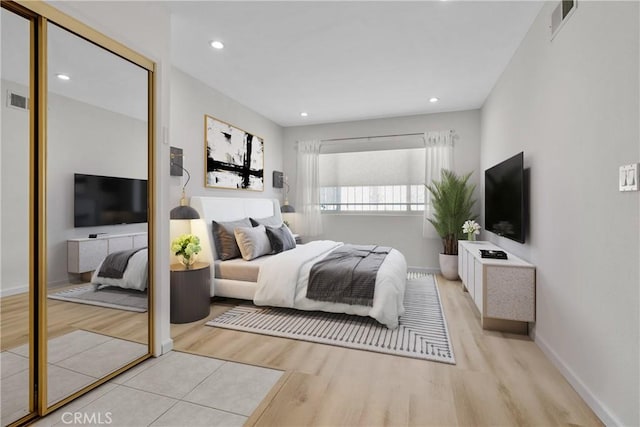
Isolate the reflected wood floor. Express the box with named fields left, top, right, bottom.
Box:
left=1, top=284, right=149, bottom=426
left=171, top=275, right=603, bottom=427
left=0, top=284, right=148, bottom=351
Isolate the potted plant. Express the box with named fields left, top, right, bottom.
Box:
left=426, top=170, right=477, bottom=280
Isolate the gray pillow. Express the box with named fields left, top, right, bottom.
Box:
left=212, top=218, right=251, bottom=260
left=250, top=215, right=282, bottom=228
left=234, top=225, right=272, bottom=261
left=265, top=224, right=297, bottom=253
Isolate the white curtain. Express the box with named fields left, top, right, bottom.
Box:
left=423, top=131, right=454, bottom=238
left=296, top=140, right=323, bottom=236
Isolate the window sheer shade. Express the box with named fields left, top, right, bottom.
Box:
left=319, top=148, right=425, bottom=187
left=423, top=131, right=454, bottom=237
left=319, top=148, right=425, bottom=212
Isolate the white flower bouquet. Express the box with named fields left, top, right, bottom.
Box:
left=462, top=220, right=481, bottom=241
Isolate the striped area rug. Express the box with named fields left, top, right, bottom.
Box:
left=206, top=272, right=455, bottom=364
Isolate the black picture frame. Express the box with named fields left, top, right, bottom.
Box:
left=273, top=171, right=283, bottom=188
left=170, top=146, right=183, bottom=176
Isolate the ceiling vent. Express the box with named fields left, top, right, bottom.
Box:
left=551, top=0, right=577, bottom=40
left=6, top=90, right=29, bottom=111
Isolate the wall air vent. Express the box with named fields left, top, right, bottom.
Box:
left=6, top=90, right=29, bottom=111
left=551, top=0, right=577, bottom=40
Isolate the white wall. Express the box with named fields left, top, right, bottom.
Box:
left=1, top=80, right=30, bottom=296
left=0, top=81, right=148, bottom=291
left=481, top=2, right=639, bottom=425
left=169, top=67, right=284, bottom=207
left=283, top=110, right=481, bottom=267
left=48, top=0, right=173, bottom=356
left=46, top=92, right=148, bottom=285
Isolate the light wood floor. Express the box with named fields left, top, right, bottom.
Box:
left=2, top=277, right=603, bottom=426
left=171, top=275, right=603, bottom=427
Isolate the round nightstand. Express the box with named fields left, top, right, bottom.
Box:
left=169, top=262, right=211, bottom=324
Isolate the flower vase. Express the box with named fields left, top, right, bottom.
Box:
left=180, top=254, right=197, bottom=269
left=467, top=232, right=476, bottom=241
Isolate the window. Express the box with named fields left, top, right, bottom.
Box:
left=320, top=185, right=424, bottom=212
left=319, top=145, right=425, bottom=213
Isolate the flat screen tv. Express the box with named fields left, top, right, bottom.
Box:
left=484, top=152, right=525, bottom=243
left=74, top=173, right=148, bottom=227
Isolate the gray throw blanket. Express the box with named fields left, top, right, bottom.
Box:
left=97, top=247, right=147, bottom=279
left=306, top=244, right=391, bottom=307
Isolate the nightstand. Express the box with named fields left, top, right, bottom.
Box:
left=170, top=262, right=211, bottom=324
left=292, top=233, right=302, bottom=244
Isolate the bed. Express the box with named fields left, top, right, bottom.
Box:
left=189, top=196, right=407, bottom=328
left=90, top=247, right=148, bottom=291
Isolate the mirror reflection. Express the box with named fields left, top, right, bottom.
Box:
left=45, top=22, right=149, bottom=406
left=0, top=7, right=32, bottom=425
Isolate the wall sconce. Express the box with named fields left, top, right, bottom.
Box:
left=170, top=148, right=200, bottom=220
left=281, top=175, right=295, bottom=213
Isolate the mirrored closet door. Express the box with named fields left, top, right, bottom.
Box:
left=1, top=6, right=34, bottom=426
left=43, top=20, right=152, bottom=409
left=1, top=1, right=155, bottom=421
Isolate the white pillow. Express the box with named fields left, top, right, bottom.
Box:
left=234, top=225, right=272, bottom=261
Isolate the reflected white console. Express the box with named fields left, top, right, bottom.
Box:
left=68, top=232, right=147, bottom=277
left=458, top=240, right=536, bottom=334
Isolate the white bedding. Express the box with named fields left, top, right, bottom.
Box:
left=91, top=249, right=148, bottom=291
left=254, top=241, right=407, bottom=328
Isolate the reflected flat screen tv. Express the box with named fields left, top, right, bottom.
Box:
left=484, top=152, right=525, bottom=243
left=74, top=173, right=148, bottom=227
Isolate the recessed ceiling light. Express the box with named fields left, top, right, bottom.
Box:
left=56, top=74, right=70, bottom=81
left=300, top=112, right=308, bottom=117
left=210, top=40, right=224, bottom=50
left=429, top=97, right=439, bottom=103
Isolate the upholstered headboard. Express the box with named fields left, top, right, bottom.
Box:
left=189, top=196, right=282, bottom=264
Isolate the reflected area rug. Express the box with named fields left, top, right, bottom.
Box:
left=206, top=272, right=455, bottom=364
left=48, top=284, right=147, bottom=312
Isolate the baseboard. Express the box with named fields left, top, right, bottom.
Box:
left=408, top=266, right=440, bottom=274
left=0, top=285, right=28, bottom=298
left=47, top=278, right=74, bottom=288
left=158, top=338, right=173, bottom=356
left=535, top=333, right=618, bottom=426
left=2, top=280, right=91, bottom=297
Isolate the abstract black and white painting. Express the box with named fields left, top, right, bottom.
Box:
left=205, top=114, right=264, bottom=191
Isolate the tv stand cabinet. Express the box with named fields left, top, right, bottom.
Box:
left=68, top=232, right=147, bottom=280
left=458, top=240, right=535, bottom=334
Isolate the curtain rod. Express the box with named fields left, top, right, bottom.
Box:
left=320, top=130, right=455, bottom=143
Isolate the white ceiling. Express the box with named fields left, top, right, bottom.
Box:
left=2, top=2, right=544, bottom=128
left=1, top=8, right=147, bottom=121
left=168, top=1, right=544, bottom=127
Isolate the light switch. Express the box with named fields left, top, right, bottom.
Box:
left=619, top=163, right=639, bottom=192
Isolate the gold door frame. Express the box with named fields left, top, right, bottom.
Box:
left=3, top=0, right=156, bottom=421
left=1, top=3, right=38, bottom=426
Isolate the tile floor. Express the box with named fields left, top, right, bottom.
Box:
left=1, top=330, right=148, bottom=426
left=32, top=351, right=283, bottom=427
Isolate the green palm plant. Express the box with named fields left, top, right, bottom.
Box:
left=426, top=170, right=477, bottom=255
